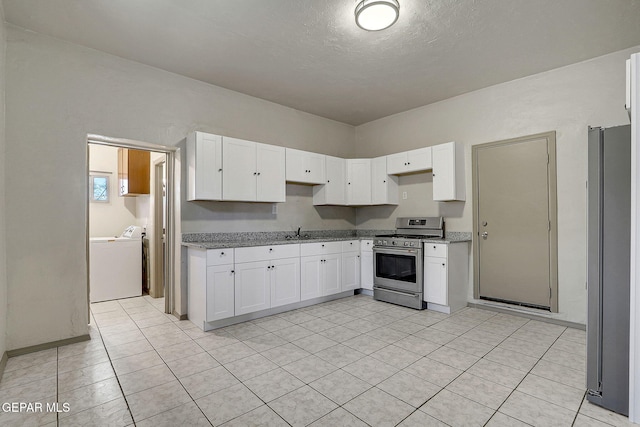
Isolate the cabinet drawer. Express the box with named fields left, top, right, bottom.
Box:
left=235, top=244, right=300, bottom=264
left=300, top=241, right=342, bottom=256
left=424, top=243, right=447, bottom=258
left=206, top=249, right=234, bottom=266
left=360, top=239, right=373, bottom=252
left=341, top=240, right=359, bottom=252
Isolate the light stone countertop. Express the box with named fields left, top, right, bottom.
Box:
left=182, top=230, right=471, bottom=250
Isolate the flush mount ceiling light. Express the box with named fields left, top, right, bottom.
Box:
left=355, top=0, right=400, bottom=31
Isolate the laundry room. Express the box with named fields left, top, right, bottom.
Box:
left=88, top=143, right=167, bottom=303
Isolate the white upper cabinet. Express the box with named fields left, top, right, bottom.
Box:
left=371, top=155, right=398, bottom=205
left=386, top=147, right=432, bottom=175
left=346, top=159, right=372, bottom=205
left=285, top=148, right=326, bottom=185
left=222, top=137, right=286, bottom=202
left=186, top=132, right=222, bottom=201
left=432, top=141, right=465, bottom=201
left=256, top=143, right=286, bottom=202
left=313, top=155, right=346, bottom=205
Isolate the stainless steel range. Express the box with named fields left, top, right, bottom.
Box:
left=373, top=217, right=445, bottom=309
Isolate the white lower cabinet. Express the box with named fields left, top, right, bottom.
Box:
left=424, top=256, right=447, bottom=306
left=300, top=255, right=323, bottom=301
left=342, top=251, right=360, bottom=291
left=300, top=253, right=342, bottom=300
left=270, top=257, right=301, bottom=308
left=188, top=248, right=236, bottom=330
left=423, top=242, right=469, bottom=314
left=360, top=240, right=374, bottom=290
left=234, top=261, right=271, bottom=316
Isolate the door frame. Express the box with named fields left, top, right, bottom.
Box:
left=152, top=158, right=166, bottom=299
left=86, top=134, right=177, bottom=315
left=471, top=131, right=559, bottom=312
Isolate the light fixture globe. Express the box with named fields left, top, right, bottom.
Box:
left=355, top=0, right=400, bottom=31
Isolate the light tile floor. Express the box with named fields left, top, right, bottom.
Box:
left=0, top=294, right=634, bottom=426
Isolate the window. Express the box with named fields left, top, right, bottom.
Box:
left=90, top=175, right=110, bottom=203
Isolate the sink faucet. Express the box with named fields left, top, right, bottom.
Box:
left=296, top=227, right=301, bottom=238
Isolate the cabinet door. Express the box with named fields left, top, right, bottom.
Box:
left=188, top=132, right=222, bottom=201
left=305, top=152, right=326, bottom=184
left=360, top=251, right=374, bottom=290
left=346, top=159, right=372, bottom=205
left=406, top=147, right=432, bottom=172
left=223, top=137, right=257, bottom=201
left=270, top=257, right=301, bottom=308
left=300, top=255, right=323, bottom=301
left=313, top=155, right=346, bottom=205
left=285, top=148, right=307, bottom=183
left=206, top=264, right=235, bottom=321
left=341, top=252, right=360, bottom=291
left=118, top=148, right=127, bottom=196
left=432, top=141, right=465, bottom=201
left=386, top=152, right=408, bottom=175
left=424, top=256, right=448, bottom=305
left=322, top=254, right=342, bottom=296
left=256, top=142, right=286, bottom=202
left=235, top=261, right=270, bottom=315
left=371, top=156, right=398, bottom=205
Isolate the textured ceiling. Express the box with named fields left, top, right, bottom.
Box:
left=3, top=0, right=640, bottom=125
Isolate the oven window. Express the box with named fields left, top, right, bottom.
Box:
left=375, top=252, right=417, bottom=283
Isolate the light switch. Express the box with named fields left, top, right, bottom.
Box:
left=402, top=192, right=408, bottom=200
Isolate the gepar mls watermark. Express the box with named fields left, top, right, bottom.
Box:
left=1, top=402, right=70, bottom=413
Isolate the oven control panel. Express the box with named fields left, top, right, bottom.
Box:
left=374, top=239, right=419, bottom=247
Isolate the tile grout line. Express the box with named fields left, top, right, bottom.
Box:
left=482, top=320, right=570, bottom=426
left=93, top=302, right=139, bottom=426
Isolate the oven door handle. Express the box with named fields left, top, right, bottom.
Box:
left=374, top=287, right=420, bottom=298
left=373, top=247, right=422, bottom=256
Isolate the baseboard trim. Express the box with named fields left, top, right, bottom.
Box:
left=0, top=351, right=7, bottom=383
left=6, top=334, right=91, bottom=358
left=175, top=312, right=188, bottom=321
left=468, top=301, right=586, bottom=330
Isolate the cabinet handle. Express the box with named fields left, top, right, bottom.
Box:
left=267, top=266, right=271, bottom=270
left=272, top=265, right=275, bottom=269
left=257, top=172, right=261, bottom=176
left=348, top=182, right=351, bottom=185
left=220, top=252, right=224, bottom=256
left=269, top=248, right=273, bottom=252
left=433, top=245, right=436, bottom=249
left=383, top=180, right=386, bottom=183
left=442, top=263, right=445, bottom=267
left=253, top=172, right=257, bottom=175
left=357, top=255, right=360, bottom=258
left=231, top=270, right=235, bottom=274
left=408, top=162, right=410, bottom=165
left=322, top=244, right=325, bottom=247
left=404, top=162, right=407, bottom=165
left=433, top=173, right=436, bottom=177
left=327, top=180, right=330, bottom=183
left=218, top=168, right=222, bottom=172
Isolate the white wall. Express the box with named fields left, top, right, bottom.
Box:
left=88, top=144, right=139, bottom=237
left=4, top=26, right=355, bottom=350
left=0, top=5, right=7, bottom=360
left=355, top=47, right=638, bottom=324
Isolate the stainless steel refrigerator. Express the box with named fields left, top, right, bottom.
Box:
left=587, top=124, right=631, bottom=416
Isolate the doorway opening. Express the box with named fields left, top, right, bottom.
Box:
left=86, top=134, right=176, bottom=315
left=472, top=131, right=558, bottom=312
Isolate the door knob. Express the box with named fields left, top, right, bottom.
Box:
left=482, top=232, right=488, bottom=239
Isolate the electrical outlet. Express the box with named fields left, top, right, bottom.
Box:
left=272, top=204, right=277, bottom=214
left=402, top=191, right=408, bottom=200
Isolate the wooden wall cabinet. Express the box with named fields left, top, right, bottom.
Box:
left=118, top=148, right=150, bottom=196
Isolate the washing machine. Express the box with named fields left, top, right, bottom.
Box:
left=90, top=226, right=143, bottom=303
